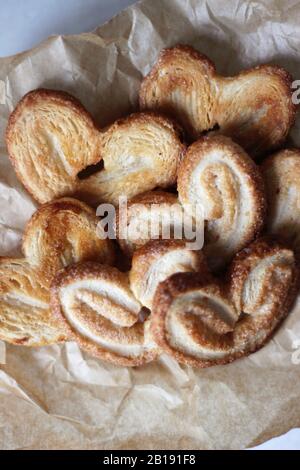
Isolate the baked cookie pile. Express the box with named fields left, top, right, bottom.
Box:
left=1, top=44, right=299, bottom=368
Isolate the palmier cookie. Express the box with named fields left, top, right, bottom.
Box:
left=177, top=135, right=266, bottom=271
left=130, top=239, right=208, bottom=310
left=51, top=262, right=159, bottom=366
left=0, top=198, right=114, bottom=346
left=6, top=89, right=185, bottom=205
left=151, top=238, right=297, bottom=367
left=140, top=45, right=296, bottom=157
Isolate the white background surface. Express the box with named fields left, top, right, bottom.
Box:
left=0, top=0, right=299, bottom=450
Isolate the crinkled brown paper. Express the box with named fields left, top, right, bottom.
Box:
left=1, top=0, right=300, bottom=450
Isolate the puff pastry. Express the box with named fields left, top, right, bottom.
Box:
left=130, top=239, right=207, bottom=310
left=0, top=259, right=65, bottom=346
left=151, top=238, right=297, bottom=367
left=0, top=198, right=114, bottom=346
left=140, top=45, right=296, bottom=156
left=6, top=89, right=101, bottom=204
left=7, top=89, right=185, bottom=206
left=116, top=191, right=184, bottom=257
left=177, top=135, right=266, bottom=271
left=23, top=197, right=114, bottom=280
left=151, top=272, right=238, bottom=367
left=261, top=149, right=300, bottom=254
left=51, top=262, right=159, bottom=366
left=78, top=112, right=185, bottom=206
left=229, top=237, right=297, bottom=314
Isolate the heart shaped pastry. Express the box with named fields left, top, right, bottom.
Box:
left=151, top=238, right=297, bottom=367
left=140, top=45, right=296, bottom=157
left=7, top=89, right=185, bottom=206
left=0, top=198, right=114, bottom=346
left=178, top=135, right=266, bottom=271
left=261, top=148, right=300, bottom=256
left=51, top=262, right=159, bottom=366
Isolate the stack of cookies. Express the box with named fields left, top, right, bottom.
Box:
left=1, top=45, right=299, bottom=368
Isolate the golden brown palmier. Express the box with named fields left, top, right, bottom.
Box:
left=140, top=45, right=296, bottom=157
left=6, top=89, right=185, bottom=205
left=151, top=272, right=238, bottom=367
left=51, top=262, right=159, bottom=366
left=0, top=198, right=114, bottom=346
left=177, top=135, right=266, bottom=271
left=151, top=238, right=297, bottom=367
left=229, top=238, right=298, bottom=316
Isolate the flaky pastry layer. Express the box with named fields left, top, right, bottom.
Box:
left=151, top=238, right=298, bottom=367
left=178, top=135, right=266, bottom=271
left=51, top=262, right=159, bottom=366
left=0, top=198, right=114, bottom=346
left=140, top=45, right=296, bottom=157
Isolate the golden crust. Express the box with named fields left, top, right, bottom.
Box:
left=178, top=134, right=266, bottom=271
left=228, top=237, right=298, bottom=313
left=151, top=238, right=298, bottom=368
left=0, top=197, right=114, bottom=346
left=151, top=272, right=238, bottom=368
left=77, top=112, right=186, bottom=206
left=6, top=89, right=102, bottom=204
left=261, top=148, right=300, bottom=257
left=50, top=262, right=160, bottom=367
left=140, top=45, right=217, bottom=139
left=0, top=259, right=66, bottom=346
left=7, top=90, right=185, bottom=206
left=140, top=44, right=297, bottom=157
left=130, top=239, right=208, bottom=309
left=23, top=197, right=114, bottom=281
left=216, top=64, right=297, bottom=157
left=116, top=190, right=183, bottom=257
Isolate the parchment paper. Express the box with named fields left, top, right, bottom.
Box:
left=1, top=0, right=300, bottom=450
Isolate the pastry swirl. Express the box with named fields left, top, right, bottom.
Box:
left=151, top=238, right=297, bottom=367
left=23, top=197, right=114, bottom=280
left=261, top=149, right=300, bottom=255
left=141, top=46, right=216, bottom=140
left=229, top=238, right=297, bottom=317
left=51, top=262, right=159, bottom=366
left=177, top=135, right=266, bottom=271
left=0, top=259, right=65, bottom=346
left=140, top=45, right=296, bottom=157
left=130, top=239, right=207, bottom=310
left=6, top=89, right=185, bottom=206
left=0, top=198, right=114, bottom=346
